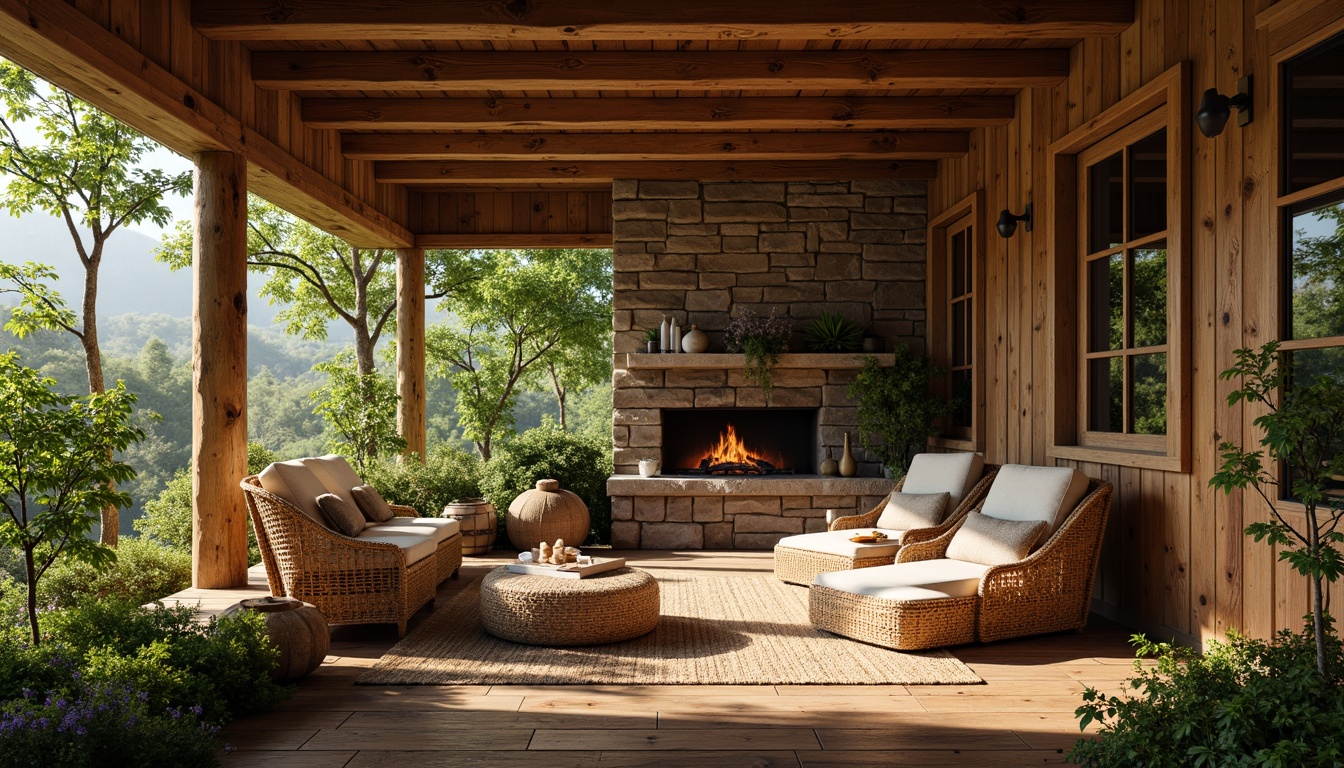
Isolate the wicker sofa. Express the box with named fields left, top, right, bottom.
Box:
left=808, top=465, right=1113, bottom=650
left=773, top=453, right=998, bottom=586
left=240, top=455, right=463, bottom=636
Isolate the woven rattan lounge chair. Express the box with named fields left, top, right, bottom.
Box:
left=240, top=456, right=463, bottom=637
left=808, top=466, right=1113, bottom=650
left=773, top=453, right=998, bottom=586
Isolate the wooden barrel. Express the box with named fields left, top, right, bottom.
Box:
left=444, top=497, right=498, bottom=555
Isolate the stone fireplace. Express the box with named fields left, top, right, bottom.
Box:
left=607, top=179, right=927, bottom=550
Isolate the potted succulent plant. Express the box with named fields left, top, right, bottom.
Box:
left=803, top=311, right=864, bottom=352
left=643, top=327, right=659, bottom=353
left=723, top=308, right=792, bottom=404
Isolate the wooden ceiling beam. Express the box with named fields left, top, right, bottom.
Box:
left=375, top=160, right=939, bottom=184
left=305, top=97, right=1016, bottom=131
left=342, top=131, right=971, bottom=161
left=416, top=233, right=613, bottom=249
left=254, top=49, right=1069, bottom=91
left=194, top=0, right=1135, bottom=41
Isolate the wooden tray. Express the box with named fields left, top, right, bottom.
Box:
left=848, top=535, right=890, bottom=544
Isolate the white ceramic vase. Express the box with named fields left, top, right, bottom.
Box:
left=681, top=325, right=709, bottom=354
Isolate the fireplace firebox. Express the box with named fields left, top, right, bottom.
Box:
left=660, top=408, right=818, bottom=476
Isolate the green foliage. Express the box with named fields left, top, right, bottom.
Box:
left=428, top=248, right=612, bottom=459
left=722, top=308, right=792, bottom=403
left=803, top=311, right=864, bottom=353
left=310, top=352, right=405, bottom=473
left=1070, top=625, right=1344, bottom=767
left=0, top=353, right=144, bottom=644
left=1210, top=341, right=1344, bottom=672
left=362, top=445, right=483, bottom=519
left=39, top=536, right=189, bottom=609
left=847, top=349, right=951, bottom=474
left=480, top=420, right=614, bottom=545
left=644, top=327, right=660, bottom=343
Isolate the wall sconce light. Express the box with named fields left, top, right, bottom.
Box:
left=1196, top=75, right=1253, bottom=138
left=996, top=203, right=1032, bottom=238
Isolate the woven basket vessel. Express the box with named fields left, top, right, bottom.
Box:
left=506, top=479, right=590, bottom=550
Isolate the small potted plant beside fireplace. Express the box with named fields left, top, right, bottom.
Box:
left=848, top=348, right=951, bottom=478
left=723, top=308, right=792, bottom=404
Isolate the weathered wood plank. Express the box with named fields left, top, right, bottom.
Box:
left=376, top=159, right=938, bottom=184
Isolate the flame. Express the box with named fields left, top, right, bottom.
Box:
left=696, top=424, right=782, bottom=468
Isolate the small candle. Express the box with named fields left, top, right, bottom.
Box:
left=825, top=509, right=837, bottom=525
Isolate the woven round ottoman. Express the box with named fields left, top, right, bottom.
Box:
left=479, top=566, right=660, bottom=646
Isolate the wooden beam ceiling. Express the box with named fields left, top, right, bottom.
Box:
left=342, top=132, right=970, bottom=161
left=374, top=160, right=939, bottom=184
left=253, top=50, right=1069, bottom=92
left=305, top=96, right=1016, bottom=131
left=193, top=0, right=1135, bottom=41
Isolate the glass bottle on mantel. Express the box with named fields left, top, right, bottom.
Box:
left=839, top=432, right=858, bottom=477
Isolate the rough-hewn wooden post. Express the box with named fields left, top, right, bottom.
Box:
left=396, top=247, right=427, bottom=462
left=191, top=151, right=250, bottom=589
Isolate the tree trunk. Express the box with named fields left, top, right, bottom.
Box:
left=548, top=364, right=568, bottom=430
left=82, top=250, right=118, bottom=546
left=1314, top=573, right=1326, bottom=674
left=24, top=547, right=39, bottom=646
left=351, top=247, right=376, bottom=378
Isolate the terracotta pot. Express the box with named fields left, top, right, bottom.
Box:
left=443, top=497, right=498, bottom=555
left=238, top=597, right=329, bottom=682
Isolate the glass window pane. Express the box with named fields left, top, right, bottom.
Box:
left=1286, top=347, right=1344, bottom=504
left=1129, top=130, right=1168, bottom=239
left=1088, top=152, right=1125, bottom=253
left=952, top=301, right=967, bottom=367
left=951, top=229, right=968, bottom=298
left=1088, top=254, right=1124, bottom=352
left=1285, top=33, right=1344, bottom=195
left=1131, top=353, right=1168, bottom=436
left=951, top=370, right=972, bottom=430
left=1131, top=245, right=1168, bottom=347
left=1088, top=356, right=1124, bottom=433
left=1288, top=198, right=1344, bottom=341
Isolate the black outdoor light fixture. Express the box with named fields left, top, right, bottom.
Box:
left=996, top=203, right=1032, bottom=238
left=1196, top=75, right=1253, bottom=138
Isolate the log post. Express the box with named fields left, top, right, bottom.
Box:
left=396, top=247, right=427, bottom=462
left=191, top=151, right=250, bottom=589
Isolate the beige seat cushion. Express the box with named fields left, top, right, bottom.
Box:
left=257, top=460, right=329, bottom=524
left=352, top=484, right=395, bottom=522
left=364, top=516, right=460, bottom=544
left=303, top=455, right=366, bottom=511
left=981, top=465, right=1090, bottom=548
left=875, top=492, right=951, bottom=531
left=317, top=492, right=367, bottom=538
left=900, top=452, right=986, bottom=508
left=812, top=559, right=991, bottom=602
left=946, top=512, right=1049, bottom=566
left=776, top=529, right=903, bottom=560
left=355, top=529, right=439, bottom=566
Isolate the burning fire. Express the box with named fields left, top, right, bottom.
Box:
left=696, top=424, right=782, bottom=468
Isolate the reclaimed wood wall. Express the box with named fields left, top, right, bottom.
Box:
left=408, top=190, right=613, bottom=246
left=930, top=0, right=1341, bottom=645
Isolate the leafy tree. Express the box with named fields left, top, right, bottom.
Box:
left=310, top=352, right=405, bottom=472
left=158, top=196, right=479, bottom=378
left=1210, top=341, right=1344, bottom=673
left=428, top=248, right=612, bottom=459
left=0, top=352, right=144, bottom=644
left=848, top=349, right=952, bottom=474
left=0, top=61, right=190, bottom=544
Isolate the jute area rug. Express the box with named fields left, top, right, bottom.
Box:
left=357, top=573, right=981, bottom=685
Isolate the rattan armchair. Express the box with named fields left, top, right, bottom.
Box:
left=241, top=475, right=462, bottom=637
left=808, top=478, right=1113, bottom=650
left=773, top=463, right=1000, bottom=586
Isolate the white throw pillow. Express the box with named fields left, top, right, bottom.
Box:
left=875, top=492, right=951, bottom=531
left=946, top=512, right=1049, bottom=566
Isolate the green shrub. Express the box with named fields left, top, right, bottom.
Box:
left=1070, top=623, right=1344, bottom=767
left=480, top=419, right=613, bottom=545
left=135, top=443, right=275, bottom=564
left=39, top=537, right=190, bottom=608
left=361, top=444, right=483, bottom=518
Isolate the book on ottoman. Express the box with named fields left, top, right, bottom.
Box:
left=506, top=557, right=627, bottom=579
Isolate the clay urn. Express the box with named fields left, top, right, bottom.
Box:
left=237, top=596, right=330, bottom=682
left=506, top=479, right=590, bottom=551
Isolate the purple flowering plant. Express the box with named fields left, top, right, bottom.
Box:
left=722, top=308, right=793, bottom=403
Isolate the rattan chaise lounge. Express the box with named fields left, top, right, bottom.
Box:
left=773, top=453, right=998, bottom=586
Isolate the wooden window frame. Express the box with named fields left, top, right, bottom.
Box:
left=927, top=190, right=986, bottom=452
left=1046, top=62, right=1192, bottom=472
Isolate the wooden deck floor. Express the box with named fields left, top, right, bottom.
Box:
left=183, top=552, right=1140, bottom=767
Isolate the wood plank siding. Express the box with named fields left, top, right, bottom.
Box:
left=928, top=0, right=1342, bottom=646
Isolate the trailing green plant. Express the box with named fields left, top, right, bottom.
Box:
left=847, top=349, right=952, bottom=475
left=0, top=352, right=144, bottom=645
left=1070, top=624, right=1344, bottom=767
left=803, top=311, right=863, bottom=353
left=480, top=418, right=614, bottom=545
left=39, top=536, right=190, bottom=609
left=1209, top=341, right=1344, bottom=673
left=361, top=444, right=483, bottom=518
left=722, top=308, right=792, bottom=404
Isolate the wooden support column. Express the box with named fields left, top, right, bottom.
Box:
left=397, top=247, right=427, bottom=462
left=191, top=151, right=250, bottom=589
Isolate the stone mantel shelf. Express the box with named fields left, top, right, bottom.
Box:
left=607, top=474, right=893, bottom=497
left=622, top=352, right=894, bottom=370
